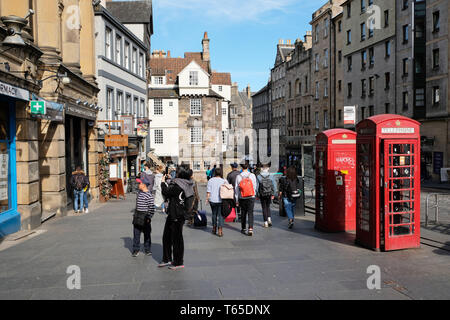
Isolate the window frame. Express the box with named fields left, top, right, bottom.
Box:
left=190, top=127, right=203, bottom=144
left=190, top=98, right=202, bottom=116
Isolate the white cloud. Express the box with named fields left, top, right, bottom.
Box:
left=154, top=0, right=298, bottom=23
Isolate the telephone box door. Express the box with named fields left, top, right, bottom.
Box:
left=383, top=140, right=420, bottom=251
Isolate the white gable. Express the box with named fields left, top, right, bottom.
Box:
left=178, top=60, right=210, bottom=96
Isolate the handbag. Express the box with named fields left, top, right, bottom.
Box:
left=133, top=210, right=148, bottom=228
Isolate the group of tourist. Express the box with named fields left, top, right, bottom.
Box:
left=72, top=159, right=302, bottom=271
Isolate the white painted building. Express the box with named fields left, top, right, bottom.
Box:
left=94, top=4, right=149, bottom=182
left=148, top=33, right=233, bottom=175
left=211, top=72, right=232, bottom=152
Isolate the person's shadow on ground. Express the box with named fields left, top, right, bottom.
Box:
left=121, top=236, right=163, bottom=262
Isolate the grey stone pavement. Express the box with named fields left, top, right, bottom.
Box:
left=0, top=184, right=449, bottom=300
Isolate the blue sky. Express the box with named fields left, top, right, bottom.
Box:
left=115, top=0, right=323, bottom=93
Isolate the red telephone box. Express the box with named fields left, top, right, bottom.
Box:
left=315, top=129, right=357, bottom=232
left=356, top=115, right=421, bottom=251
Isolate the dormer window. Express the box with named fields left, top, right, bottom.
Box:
left=189, top=71, right=198, bottom=86
left=153, top=76, right=164, bottom=85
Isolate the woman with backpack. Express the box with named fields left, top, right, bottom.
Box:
left=257, top=163, right=275, bottom=228
left=159, top=165, right=194, bottom=270
left=235, top=163, right=258, bottom=236
left=206, top=167, right=226, bottom=237
left=278, top=166, right=301, bottom=229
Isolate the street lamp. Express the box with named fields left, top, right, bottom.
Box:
left=37, top=72, right=71, bottom=87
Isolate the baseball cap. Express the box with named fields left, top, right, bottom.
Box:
left=230, top=162, right=238, bottom=168
left=136, top=175, right=151, bottom=186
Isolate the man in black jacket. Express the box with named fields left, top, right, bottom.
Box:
left=159, top=165, right=194, bottom=270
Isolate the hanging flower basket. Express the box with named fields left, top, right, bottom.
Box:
left=98, top=152, right=112, bottom=202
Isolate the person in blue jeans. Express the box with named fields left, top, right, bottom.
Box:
left=278, top=166, right=300, bottom=229
left=206, top=167, right=226, bottom=237
left=70, top=166, right=89, bottom=213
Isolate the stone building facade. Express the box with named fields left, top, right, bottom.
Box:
left=271, top=40, right=295, bottom=167
left=341, top=0, right=396, bottom=121
left=0, top=0, right=100, bottom=237
left=333, top=11, right=344, bottom=128
left=285, top=34, right=314, bottom=172
left=252, top=83, right=271, bottom=163
left=310, top=0, right=344, bottom=135
left=422, top=0, right=450, bottom=181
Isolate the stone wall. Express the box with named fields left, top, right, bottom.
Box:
left=15, top=101, right=42, bottom=230
left=178, top=96, right=223, bottom=183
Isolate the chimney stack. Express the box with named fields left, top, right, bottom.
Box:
left=167, top=50, right=171, bottom=58
left=202, top=31, right=210, bottom=62
left=246, top=84, right=251, bottom=99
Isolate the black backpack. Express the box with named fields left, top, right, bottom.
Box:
left=287, top=178, right=301, bottom=199
left=259, top=176, right=273, bottom=197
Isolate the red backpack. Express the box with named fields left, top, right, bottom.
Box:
left=239, top=176, right=255, bottom=198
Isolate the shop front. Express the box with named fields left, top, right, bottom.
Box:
left=0, top=81, right=30, bottom=237
left=64, top=104, right=97, bottom=206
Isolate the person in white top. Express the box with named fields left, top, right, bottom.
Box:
left=206, top=167, right=226, bottom=237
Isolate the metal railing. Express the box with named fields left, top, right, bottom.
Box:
left=425, top=193, right=443, bottom=226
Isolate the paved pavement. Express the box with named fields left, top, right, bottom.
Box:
left=0, top=185, right=449, bottom=300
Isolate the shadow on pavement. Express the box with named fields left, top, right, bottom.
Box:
left=121, top=236, right=164, bottom=262
left=121, top=237, right=133, bottom=253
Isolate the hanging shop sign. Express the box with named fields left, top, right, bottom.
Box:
left=30, top=100, right=45, bottom=115
left=121, top=116, right=133, bottom=135
left=0, top=80, right=29, bottom=101
left=30, top=94, right=64, bottom=122
left=137, top=119, right=149, bottom=137
left=105, top=134, right=128, bottom=147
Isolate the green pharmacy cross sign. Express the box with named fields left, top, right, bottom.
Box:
left=30, top=100, right=46, bottom=115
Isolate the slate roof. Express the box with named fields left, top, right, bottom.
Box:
left=239, top=92, right=252, bottom=108
left=211, top=72, right=231, bottom=85
left=252, top=84, right=268, bottom=97
left=281, top=47, right=294, bottom=58
left=106, top=1, right=152, bottom=24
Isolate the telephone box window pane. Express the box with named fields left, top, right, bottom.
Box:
left=394, top=225, right=411, bottom=236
